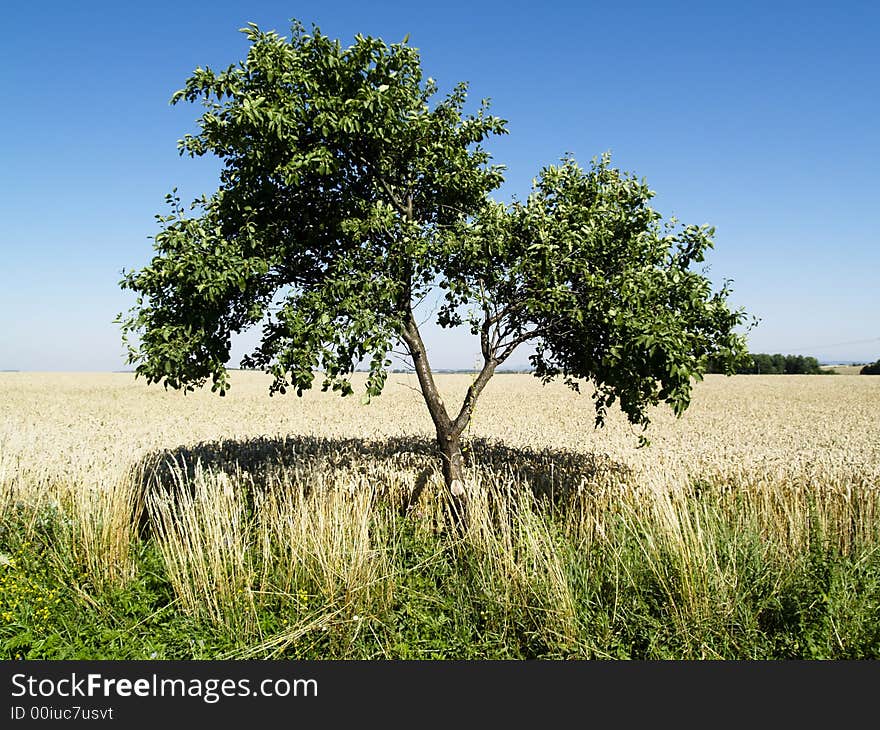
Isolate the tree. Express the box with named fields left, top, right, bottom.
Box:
left=709, top=353, right=826, bottom=375
left=861, top=359, right=880, bottom=375
left=119, top=21, right=749, bottom=525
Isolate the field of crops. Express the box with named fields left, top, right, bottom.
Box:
left=1, top=371, right=879, bottom=658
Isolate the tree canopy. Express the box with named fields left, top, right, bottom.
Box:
left=121, top=22, right=505, bottom=402
left=448, top=155, right=748, bottom=431
left=119, top=21, right=749, bottom=514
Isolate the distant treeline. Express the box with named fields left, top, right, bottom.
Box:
left=861, top=359, right=880, bottom=375
left=707, top=353, right=827, bottom=375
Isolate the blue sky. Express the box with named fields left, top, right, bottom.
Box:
left=1, top=0, right=877, bottom=371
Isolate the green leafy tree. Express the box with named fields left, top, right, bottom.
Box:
left=119, top=21, right=749, bottom=524
left=716, top=353, right=826, bottom=375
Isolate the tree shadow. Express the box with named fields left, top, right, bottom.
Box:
left=135, top=434, right=632, bottom=533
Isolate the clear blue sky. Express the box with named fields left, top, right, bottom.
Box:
left=1, top=0, right=877, bottom=371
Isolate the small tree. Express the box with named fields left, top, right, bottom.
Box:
left=119, top=22, right=749, bottom=524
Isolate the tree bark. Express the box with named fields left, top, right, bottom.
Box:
left=438, top=426, right=468, bottom=531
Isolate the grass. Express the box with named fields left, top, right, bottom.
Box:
left=0, top=372, right=878, bottom=658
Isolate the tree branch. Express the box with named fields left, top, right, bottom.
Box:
left=452, top=355, right=497, bottom=435
left=353, top=152, right=408, bottom=214
left=496, top=326, right=549, bottom=363
left=478, top=279, right=492, bottom=362
left=399, top=308, right=452, bottom=434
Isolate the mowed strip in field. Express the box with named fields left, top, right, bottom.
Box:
left=1, top=371, right=877, bottom=495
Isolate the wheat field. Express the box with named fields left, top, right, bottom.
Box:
left=2, top=370, right=877, bottom=494
left=1, top=370, right=879, bottom=658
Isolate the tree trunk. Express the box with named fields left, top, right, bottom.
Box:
left=438, top=428, right=467, bottom=531
left=400, top=309, right=495, bottom=532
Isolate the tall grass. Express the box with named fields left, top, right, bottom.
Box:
left=73, top=447, right=876, bottom=658
left=147, top=462, right=256, bottom=633
left=0, top=436, right=142, bottom=593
